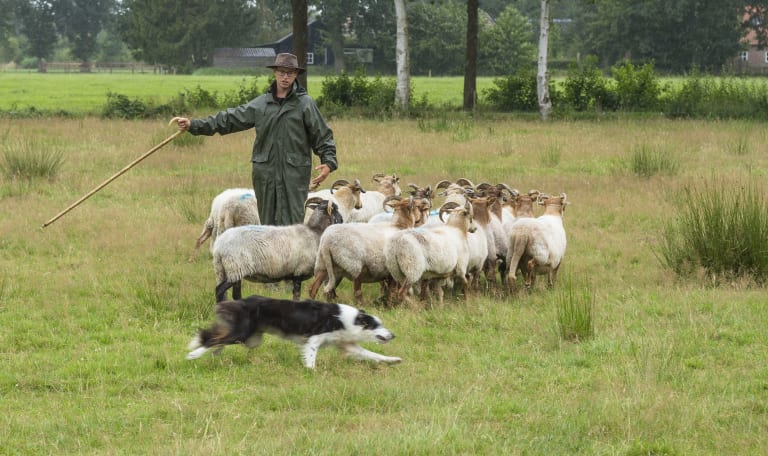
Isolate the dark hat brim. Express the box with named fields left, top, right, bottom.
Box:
left=266, top=64, right=306, bottom=74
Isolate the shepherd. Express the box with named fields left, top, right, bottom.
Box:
left=171, top=53, right=338, bottom=226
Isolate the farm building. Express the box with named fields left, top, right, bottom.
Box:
left=212, top=20, right=374, bottom=72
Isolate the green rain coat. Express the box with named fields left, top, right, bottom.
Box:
left=189, top=81, right=338, bottom=225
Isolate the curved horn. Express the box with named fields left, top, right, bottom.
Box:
left=476, top=182, right=492, bottom=192
left=371, top=173, right=385, bottom=182
left=330, top=179, right=349, bottom=194
left=438, top=201, right=461, bottom=223
left=435, top=179, right=452, bottom=189
left=382, top=194, right=402, bottom=210
left=304, top=196, right=324, bottom=209
left=498, top=183, right=516, bottom=196
left=455, top=178, right=475, bottom=189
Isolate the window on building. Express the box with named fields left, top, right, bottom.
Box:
left=306, top=53, right=314, bottom=65
left=740, top=51, right=749, bottom=61
left=765, top=51, right=768, bottom=63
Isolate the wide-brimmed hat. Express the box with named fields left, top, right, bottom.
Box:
left=266, top=53, right=305, bottom=74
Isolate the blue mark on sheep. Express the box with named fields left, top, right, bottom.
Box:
left=242, top=224, right=269, bottom=231
left=239, top=193, right=254, bottom=200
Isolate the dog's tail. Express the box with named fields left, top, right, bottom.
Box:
left=187, top=301, right=243, bottom=360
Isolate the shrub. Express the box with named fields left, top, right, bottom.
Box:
left=663, top=71, right=768, bottom=120
left=181, top=85, right=219, bottom=109
left=317, top=67, right=400, bottom=117
left=0, top=137, right=64, bottom=181
left=482, top=70, right=540, bottom=112
left=219, top=77, right=268, bottom=107
left=102, top=92, right=173, bottom=119
left=657, top=177, right=768, bottom=284
left=561, top=56, right=618, bottom=112
left=611, top=61, right=662, bottom=111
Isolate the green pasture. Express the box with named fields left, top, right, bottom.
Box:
left=0, top=72, right=498, bottom=114
left=1, top=110, right=768, bottom=454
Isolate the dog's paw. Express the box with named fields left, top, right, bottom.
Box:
left=186, top=346, right=208, bottom=360
left=383, top=356, right=402, bottom=364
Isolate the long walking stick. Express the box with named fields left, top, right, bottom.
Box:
left=42, top=129, right=184, bottom=228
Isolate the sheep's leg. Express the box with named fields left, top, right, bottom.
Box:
left=353, top=277, right=364, bottom=304
left=232, top=281, right=242, bottom=300
left=215, top=281, right=236, bottom=303
left=190, top=219, right=214, bottom=262
left=497, top=258, right=508, bottom=288
left=378, top=278, right=393, bottom=305
left=308, top=270, right=326, bottom=299
left=548, top=263, right=561, bottom=289
left=485, top=258, right=498, bottom=291
left=292, top=279, right=302, bottom=301
left=524, top=258, right=536, bottom=292
left=435, top=280, right=445, bottom=306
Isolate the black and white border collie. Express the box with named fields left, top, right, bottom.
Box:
left=186, top=295, right=402, bottom=369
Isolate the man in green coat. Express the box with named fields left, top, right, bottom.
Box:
left=171, top=53, right=338, bottom=225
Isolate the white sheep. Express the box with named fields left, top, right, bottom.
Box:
left=308, top=195, right=425, bottom=304
left=505, top=193, right=568, bottom=293
left=345, top=173, right=402, bottom=223
left=466, top=196, right=497, bottom=292
left=384, top=201, right=477, bottom=306
left=190, top=188, right=260, bottom=261
left=212, top=197, right=343, bottom=302
left=475, top=183, right=515, bottom=288
left=303, top=179, right=365, bottom=224
left=501, top=189, right=539, bottom=230
left=368, top=182, right=433, bottom=225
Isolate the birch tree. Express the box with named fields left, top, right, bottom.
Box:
left=394, top=0, right=409, bottom=110
left=537, top=0, right=552, bottom=120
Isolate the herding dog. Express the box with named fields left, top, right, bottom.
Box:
left=186, top=294, right=402, bottom=369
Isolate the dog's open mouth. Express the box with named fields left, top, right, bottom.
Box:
left=376, top=335, right=391, bottom=343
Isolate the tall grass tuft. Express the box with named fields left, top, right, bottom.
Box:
left=554, top=275, right=595, bottom=343
left=630, top=143, right=679, bottom=178
left=0, top=138, right=64, bottom=181
left=657, top=177, right=768, bottom=284
left=543, top=143, right=561, bottom=167
left=729, top=136, right=750, bottom=156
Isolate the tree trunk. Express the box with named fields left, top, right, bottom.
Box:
left=463, top=0, right=478, bottom=112
left=394, top=0, right=410, bottom=111
left=537, top=0, right=552, bottom=121
left=292, top=0, right=308, bottom=88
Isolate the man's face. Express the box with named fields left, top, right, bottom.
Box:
left=273, top=67, right=298, bottom=91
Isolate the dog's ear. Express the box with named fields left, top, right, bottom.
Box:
left=354, top=311, right=379, bottom=329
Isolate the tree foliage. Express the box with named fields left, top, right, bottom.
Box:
left=407, top=1, right=466, bottom=75
left=17, top=0, right=57, bottom=61
left=117, top=0, right=259, bottom=72
left=575, top=0, right=762, bottom=72
left=479, top=4, right=535, bottom=75
left=54, top=0, right=114, bottom=63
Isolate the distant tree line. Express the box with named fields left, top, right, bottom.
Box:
left=1, top=0, right=767, bottom=75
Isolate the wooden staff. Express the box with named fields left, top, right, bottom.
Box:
left=42, top=129, right=184, bottom=228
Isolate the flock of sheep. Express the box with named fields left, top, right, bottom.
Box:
left=191, top=174, right=568, bottom=306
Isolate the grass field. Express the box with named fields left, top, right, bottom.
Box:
left=0, top=72, right=498, bottom=114
left=1, top=97, right=768, bottom=453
